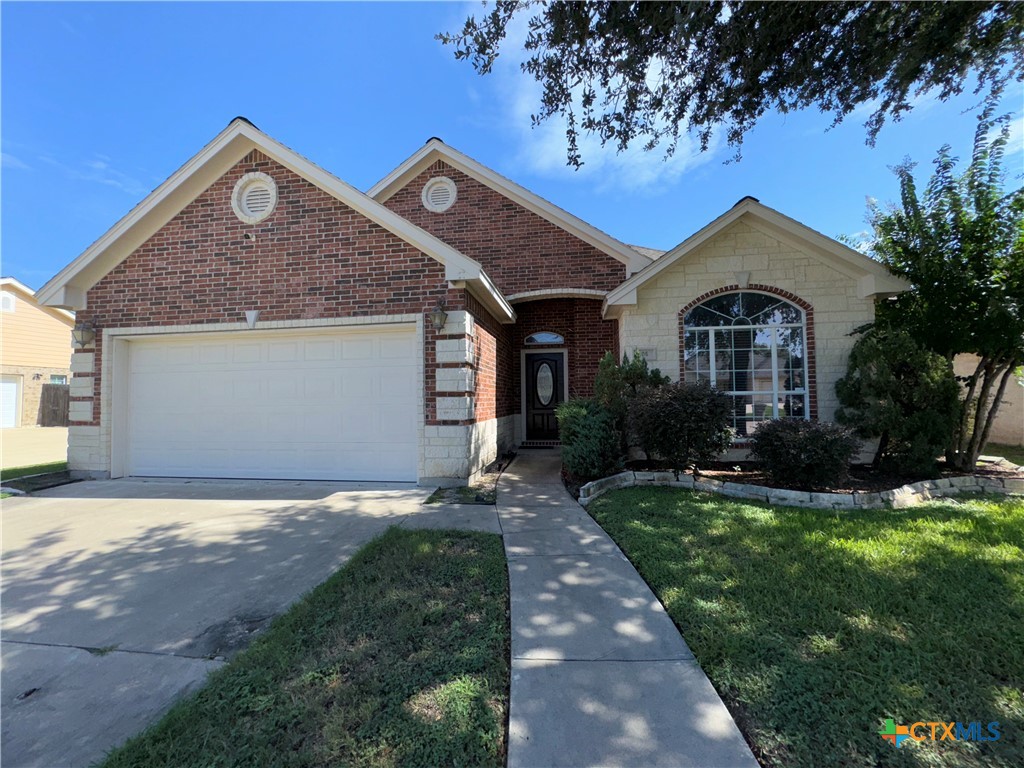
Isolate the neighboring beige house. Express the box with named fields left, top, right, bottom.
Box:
left=955, top=354, right=1024, bottom=447
left=1, top=277, right=75, bottom=428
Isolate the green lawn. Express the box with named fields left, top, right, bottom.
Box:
left=101, top=527, right=510, bottom=768
left=0, top=460, right=67, bottom=481
left=986, top=443, right=1024, bottom=467
left=589, top=487, right=1024, bottom=768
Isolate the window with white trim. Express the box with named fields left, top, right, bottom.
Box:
left=1, top=292, right=15, bottom=312
left=50, top=374, right=68, bottom=385
left=682, top=291, right=808, bottom=437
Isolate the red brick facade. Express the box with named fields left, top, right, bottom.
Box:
left=511, top=298, right=619, bottom=406
left=73, top=150, right=464, bottom=427
left=69, top=144, right=630, bottom=479
left=465, top=293, right=515, bottom=422
left=382, top=160, right=627, bottom=296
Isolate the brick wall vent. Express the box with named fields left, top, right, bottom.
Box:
left=231, top=172, right=277, bottom=224
left=421, top=177, right=457, bottom=213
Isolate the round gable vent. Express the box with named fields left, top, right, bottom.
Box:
left=421, top=176, right=457, bottom=213
left=232, top=172, right=278, bottom=224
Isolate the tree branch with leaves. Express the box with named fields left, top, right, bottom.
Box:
left=440, top=1, right=1023, bottom=166
left=867, top=105, right=1024, bottom=470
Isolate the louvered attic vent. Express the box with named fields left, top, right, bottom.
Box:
left=421, top=177, right=457, bottom=213
left=232, top=172, right=278, bottom=224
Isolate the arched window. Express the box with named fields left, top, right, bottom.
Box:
left=682, top=291, right=808, bottom=437
left=525, top=331, right=564, bottom=345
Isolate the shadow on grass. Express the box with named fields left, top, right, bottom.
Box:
left=97, top=527, right=509, bottom=768
left=589, top=488, right=1024, bottom=768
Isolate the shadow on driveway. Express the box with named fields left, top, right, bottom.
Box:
left=1, top=478, right=430, bottom=767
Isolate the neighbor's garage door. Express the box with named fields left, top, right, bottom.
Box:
left=127, top=327, right=418, bottom=481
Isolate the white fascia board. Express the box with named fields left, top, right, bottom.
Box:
left=605, top=199, right=911, bottom=308
left=242, top=126, right=481, bottom=282
left=369, top=140, right=652, bottom=275
left=38, top=121, right=483, bottom=310
left=37, top=127, right=253, bottom=309
left=451, top=269, right=517, bottom=325
left=605, top=206, right=748, bottom=306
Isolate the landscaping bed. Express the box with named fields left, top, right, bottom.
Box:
left=627, top=455, right=1022, bottom=494
left=588, top=486, right=1024, bottom=768
left=424, top=454, right=513, bottom=506
left=100, top=527, right=510, bottom=768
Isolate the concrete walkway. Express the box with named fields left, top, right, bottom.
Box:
left=498, top=450, right=758, bottom=767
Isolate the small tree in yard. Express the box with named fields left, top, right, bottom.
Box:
left=836, top=329, right=962, bottom=475
left=628, top=381, right=731, bottom=473
left=866, top=106, right=1024, bottom=471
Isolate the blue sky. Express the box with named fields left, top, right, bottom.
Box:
left=3, top=2, right=1021, bottom=290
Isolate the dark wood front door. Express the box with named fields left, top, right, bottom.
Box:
left=525, top=352, right=565, bottom=440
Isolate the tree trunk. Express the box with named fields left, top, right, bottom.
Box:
left=953, top=355, right=1019, bottom=470
left=952, top=357, right=985, bottom=465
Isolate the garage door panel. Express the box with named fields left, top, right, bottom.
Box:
left=127, top=327, right=418, bottom=481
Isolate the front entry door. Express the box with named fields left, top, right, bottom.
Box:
left=525, top=352, right=565, bottom=440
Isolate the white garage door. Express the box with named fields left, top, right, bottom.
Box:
left=1, top=376, right=21, bottom=428
left=127, top=327, right=418, bottom=481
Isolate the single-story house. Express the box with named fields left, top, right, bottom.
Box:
left=38, top=118, right=908, bottom=484
left=1, top=277, right=75, bottom=428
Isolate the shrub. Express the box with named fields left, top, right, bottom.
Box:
left=594, top=351, right=670, bottom=449
left=750, top=419, right=861, bottom=490
left=836, top=329, right=960, bottom=475
left=628, top=381, right=732, bottom=471
left=555, top=399, right=622, bottom=480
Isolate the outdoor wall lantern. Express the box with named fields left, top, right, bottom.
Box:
left=71, top=321, right=96, bottom=349
left=429, top=302, right=448, bottom=332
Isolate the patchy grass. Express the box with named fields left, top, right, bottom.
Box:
left=425, top=484, right=497, bottom=505
left=589, top=487, right=1024, bottom=768
left=0, top=461, right=67, bottom=481
left=100, top=528, right=510, bottom=768
left=986, top=443, right=1024, bottom=467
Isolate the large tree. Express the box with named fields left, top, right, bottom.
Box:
left=867, top=107, right=1023, bottom=471
left=441, top=1, right=1023, bottom=166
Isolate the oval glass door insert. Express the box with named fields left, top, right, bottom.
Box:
left=536, top=363, right=554, bottom=406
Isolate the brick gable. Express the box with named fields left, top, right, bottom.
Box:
left=72, top=150, right=464, bottom=428
left=382, top=160, right=626, bottom=296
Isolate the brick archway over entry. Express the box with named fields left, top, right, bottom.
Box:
left=678, top=284, right=818, bottom=421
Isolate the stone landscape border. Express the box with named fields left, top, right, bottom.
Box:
left=577, top=470, right=1024, bottom=510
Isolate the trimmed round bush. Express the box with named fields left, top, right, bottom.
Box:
left=628, top=381, right=732, bottom=471
left=750, top=419, right=861, bottom=490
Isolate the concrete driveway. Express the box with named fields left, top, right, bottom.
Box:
left=1, top=477, right=434, bottom=768
left=1, top=427, right=68, bottom=469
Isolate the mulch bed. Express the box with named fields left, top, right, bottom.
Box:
left=424, top=452, right=516, bottom=506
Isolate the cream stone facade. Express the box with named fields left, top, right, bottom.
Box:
left=617, top=219, right=876, bottom=423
